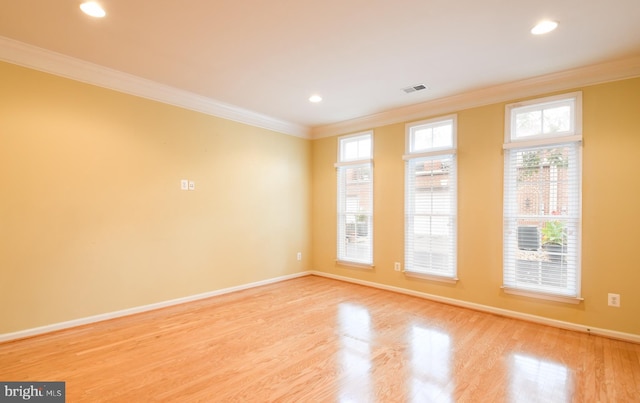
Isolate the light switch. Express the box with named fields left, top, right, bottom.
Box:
left=188, top=181, right=195, bottom=191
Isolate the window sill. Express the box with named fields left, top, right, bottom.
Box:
left=502, top=286, right=584, bottom=304
left=404, top=270, right=458, bottom=284
left=335, top=260, right=374, bottom=270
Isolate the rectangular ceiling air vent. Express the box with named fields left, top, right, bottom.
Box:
left=402, top=84, right=428, bottom=94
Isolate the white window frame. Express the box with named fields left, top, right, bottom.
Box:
left=403, top=115, right=457, bottom=282
left=336, top=131, right=374, bottom=267
left=503, top=92, right=583, bottom=303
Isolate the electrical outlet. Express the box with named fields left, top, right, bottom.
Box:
left=608, top=293, right=620, bottom=307
left=394, top=262, right=401, bottom=272
left=296, top=252, right=302, bottom=261
left=180, top=179, right=189, bottom=190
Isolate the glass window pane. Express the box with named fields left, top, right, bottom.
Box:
left=340, top=133, right=372, bottom=162
left=543, top=105, right=571, bottom=134
left=504, top=143, right=580, bottom=297
left=515, top=110, right=542, bottom=138
left=344, top=140, right=358, bottom=161
left=409, top=119, right=454, bottom=153
left=413, top=127, right=433, bottom=152
left=337, top=133, right=373, bottom=265
left=509, top=95, right=577, bottom=141
left=432, top=124, right=453, bottom=148
left=405, top=154, right=456, bottom=277
left=358, top=138, right=372, bottom=159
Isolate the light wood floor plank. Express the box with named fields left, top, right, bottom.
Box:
left=1, top=275, right=639, bottom=402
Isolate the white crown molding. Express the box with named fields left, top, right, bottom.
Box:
left=0, top=36, right=310, bottom=139
left=3, top=35, right=638, bottom=142
left=311, top=55, right=640, bottom=139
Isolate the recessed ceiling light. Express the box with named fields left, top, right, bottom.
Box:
left=309, top=95, right=322, bottom=103
left=80, top=1, right=106, bottom=18
left=531, top=20, right=558, bottom=35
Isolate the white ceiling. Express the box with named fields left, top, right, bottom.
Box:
left=1, top=0, right=640, bottom=137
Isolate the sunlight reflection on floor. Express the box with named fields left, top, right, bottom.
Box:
left=338, top=303, right=373, bottom=403
left=409, top=324, right=453, bottom=403
left=334, top=301, right=577, bottom=402
left=508, top=353, right=573, bottom=403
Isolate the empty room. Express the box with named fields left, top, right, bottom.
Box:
left=1, top=1, right=639, bottom=401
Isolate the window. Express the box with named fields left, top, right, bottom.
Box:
left=336, top=132, right=373, bottom=266
left=404, top=116, right=457, bottom=280
left=503, top=92, right=582, bottom=301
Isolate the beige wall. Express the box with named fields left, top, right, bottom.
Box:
left=0, top=62, right=312, bottom=334
left=312, top=77, right=640, bottom=336
left=2, top=58, right=638, bottom=338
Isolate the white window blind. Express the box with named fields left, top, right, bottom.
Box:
left=337, top=132, right=373, bottom=265
left=404, top=116, right=457, bottom=279
left=503, top=93, right=582, bottom=300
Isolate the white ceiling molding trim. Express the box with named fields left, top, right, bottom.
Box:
left=0, top=36, right=310, bottom=139
left=311, top=55, right=640, bottom=139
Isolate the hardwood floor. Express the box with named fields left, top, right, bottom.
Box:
left=1, top=275, right=639, bottom=402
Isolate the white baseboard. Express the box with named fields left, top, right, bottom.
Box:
left=308, top=270, right=640, bottom=344
left=4, top=270, right=638, bottom=345
left=0, top=272, right=309, bottom=343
